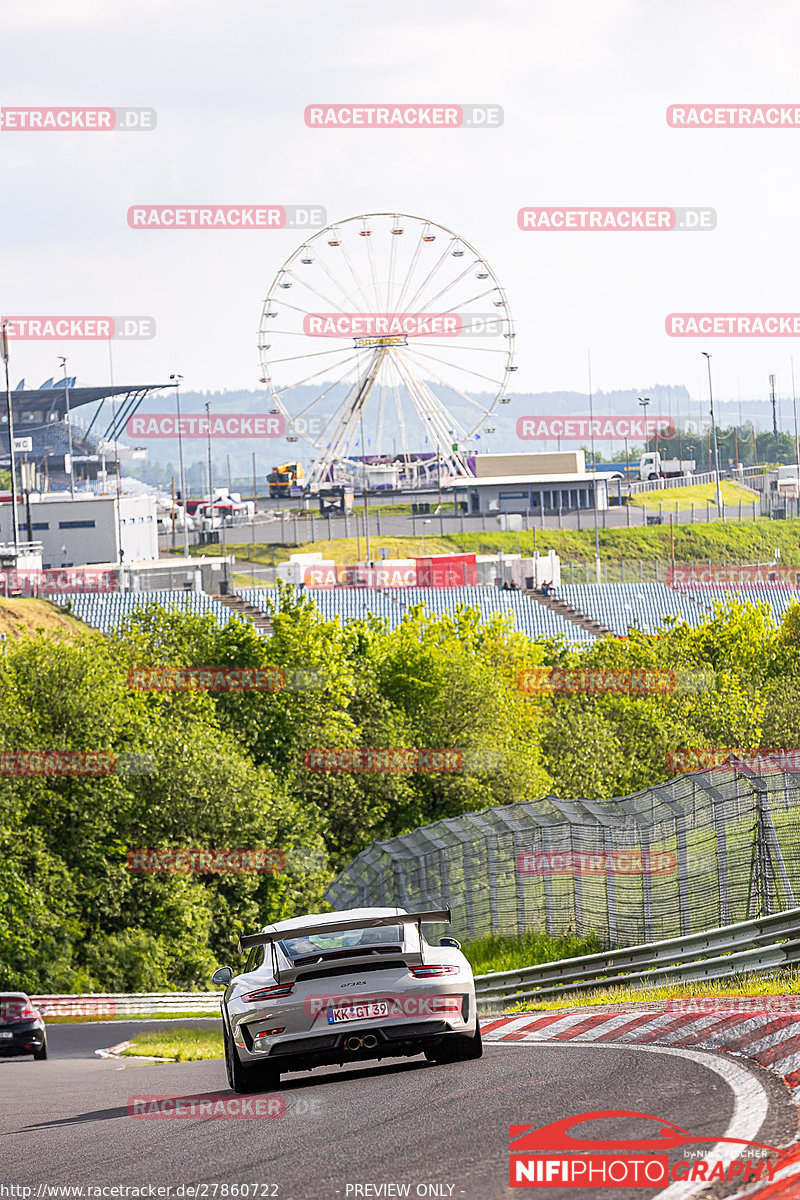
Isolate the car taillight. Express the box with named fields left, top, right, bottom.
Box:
left=19, top=1006, right=39, bottom=1020
left=242, top=984, right=295, bottom=1001
left=410, top=965, right=459, bottom=978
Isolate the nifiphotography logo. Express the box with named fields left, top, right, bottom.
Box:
left=509, top=1110, right=778, bottom=1188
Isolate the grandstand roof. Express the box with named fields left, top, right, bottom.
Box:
left=11, top=382, right=171, bottom=421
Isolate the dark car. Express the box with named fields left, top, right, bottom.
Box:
left=0, top=993, right=48, bottom=1060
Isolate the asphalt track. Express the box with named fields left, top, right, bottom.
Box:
left=1, top=1021, right=795, bottom=1200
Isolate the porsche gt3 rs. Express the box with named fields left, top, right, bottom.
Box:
left=213, top=906, right=481, bottom=1093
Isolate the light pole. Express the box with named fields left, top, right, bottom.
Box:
left=701, top=352, right=724, bottom=511
left=0, top=322, right=21, bottom=556
left=170, top=374, right=188, bottom=556
left=58, top=356, right=75, bottom=498
left=359, top=405, right=371, bottom=562
left=205, top=401, right=214, bottom=543
left=587, top=350, right=600, bottom=583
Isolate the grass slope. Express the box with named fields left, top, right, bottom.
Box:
left=209, top=517, right=799, bottom=569
left=0, top=598, right=88, bottom=639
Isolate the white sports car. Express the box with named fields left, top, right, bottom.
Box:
left=213, top=906, right=482, bottom=1093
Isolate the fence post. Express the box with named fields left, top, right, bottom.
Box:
left=621, top=560, right=625, bottom=583
left=642, top=504, right=646, bottom=527
left=738, top=501, right=742, bottom=523
left=753, top=502, right=757, bottom=522
left=310, top=515, right=315, bottom=543
left=570, top=561, right=575, bottom=584
left=585, top=561, right=590, bottom=584
left=626, top=501, right=631, bottom=527
left=706, top=500, right=711, bottom=523
left=691, top=502, right=694, bottom=525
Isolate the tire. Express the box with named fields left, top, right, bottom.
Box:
left=33, top=1041, right=48, bottom=1061
left=224, top=1022, right=280, bottom=1094
left=427, top=1023, right=482, bottom=1064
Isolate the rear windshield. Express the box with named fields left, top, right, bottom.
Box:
left=0, top=995, right=29, bottom=1021
left=278, top=924, right=403, bottom=961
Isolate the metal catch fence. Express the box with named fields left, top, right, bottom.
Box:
left=325, top=764, right=800, bottom=948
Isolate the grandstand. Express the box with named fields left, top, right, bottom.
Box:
left=674, top=581, right=800, bottom=626
left=558, top=583, right=709, bottom=636
left=50, top=579, right=800, bottom=643
left=52, top=590, right=240, bottom=635
left=236, top=586, right=597, bottom=643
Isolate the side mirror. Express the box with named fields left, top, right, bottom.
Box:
left=438, top=936, right=461, bottom=950
left=212, top=966, right=233, bottom=986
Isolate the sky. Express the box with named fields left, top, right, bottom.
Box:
left=3, top=0, right=800, bottom=427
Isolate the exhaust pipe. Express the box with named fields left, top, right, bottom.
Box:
left=344, top=1033, right=380, bottom=1052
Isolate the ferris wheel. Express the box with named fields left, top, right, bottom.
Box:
left=258, top=212, right=516, bottom=491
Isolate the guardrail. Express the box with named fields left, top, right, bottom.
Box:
left=31, top=992, right=221, bottom=1017
left=472, top=907, right=800, bottom=1009
left=30, top=907, right=800, bottom=1018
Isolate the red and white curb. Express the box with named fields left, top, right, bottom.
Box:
left=481, top=1007, right=800, bottom=1198
left=95, top=1038, right=173, bottom=1062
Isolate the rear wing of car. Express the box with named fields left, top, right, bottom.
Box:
left=238, top=907, right=451, bottom=954
left=237, top=908, right=452, bottom=981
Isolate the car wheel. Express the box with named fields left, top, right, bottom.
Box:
left=428, top=1023, right=483, bottom=1063
left=224, top=1023, right=280, bottom=1094
left=33, top=1041, right=48, bottom=1061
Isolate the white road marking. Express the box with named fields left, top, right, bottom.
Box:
left=491, top=1040, right=771, bottom=1200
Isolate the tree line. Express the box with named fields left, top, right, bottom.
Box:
left=2, top=585, right=799, bottom=991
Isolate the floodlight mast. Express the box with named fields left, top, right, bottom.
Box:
left=0, top=323, right=21, bottom=557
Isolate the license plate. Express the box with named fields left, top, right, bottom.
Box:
left=326, top=1001, right=389, bottom=1024
left=0, top=1031, right=13, bottom=1038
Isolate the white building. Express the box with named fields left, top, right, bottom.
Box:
left=0, top=494, right=158, bottom=568
left=446, top=450, right=609, bottom=515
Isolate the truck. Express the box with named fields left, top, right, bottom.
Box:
left=638, top=451, right=696, bottom=482
left=268, top=461, right=305, bottom=497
